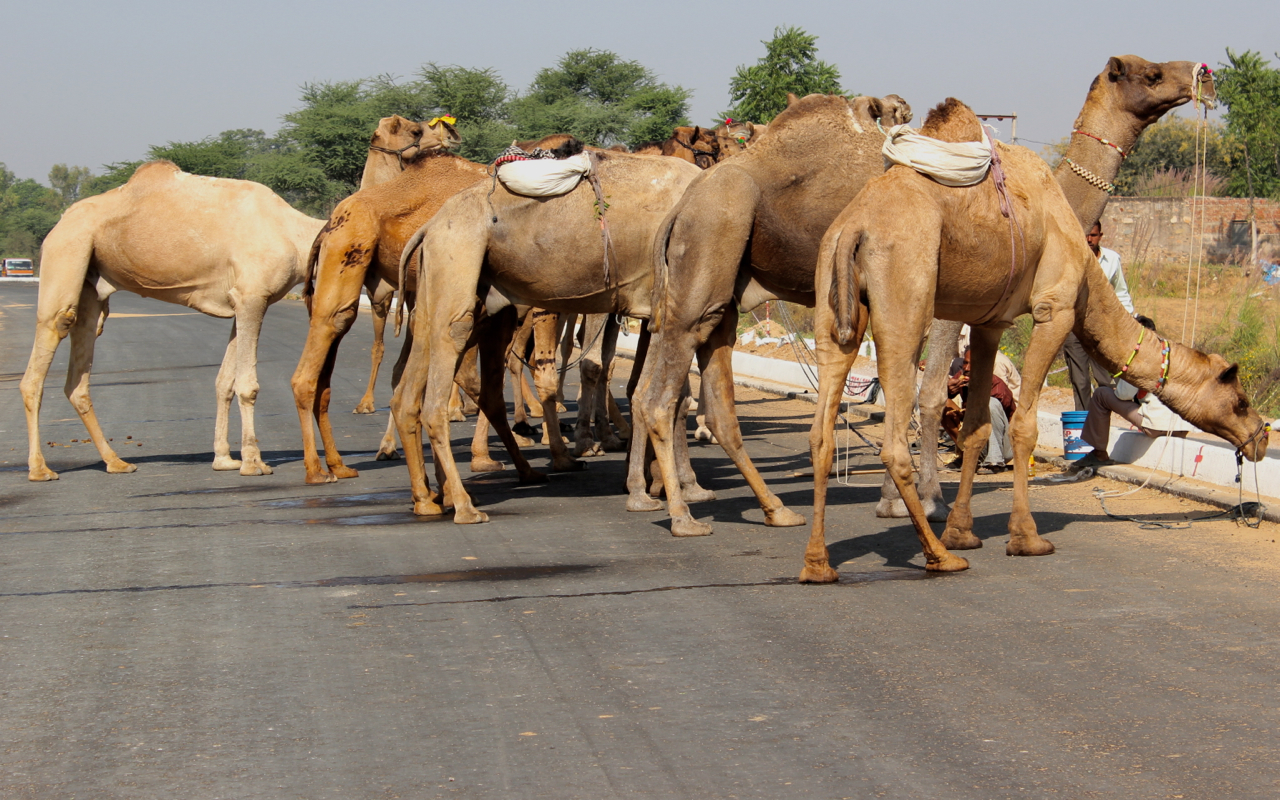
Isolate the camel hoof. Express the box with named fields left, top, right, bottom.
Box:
left=627, top=493, right=663, bottom=512
left=875, top=497, right=951, bottom=522
left=239, top=461, right=273, bottom=477
left=413, top=500, right=445, bottom=516
left=352, top=402, right=377, bottom=415
left=514, top=434, right=535, bottom=448
left=941, top=529, right=983, bottom=550
left=212, top=456, right=242, bottom=471
left=765, top=506, right=806, bottom=527
left=28, top=466, right=59, bottom=482
left=448, top=410, right=466, bottom=422
left=694, top=427, right=717, bottom=443
left=512, top=421, right=538, bottom=438
left=471, top=457, right=505, bottom=473
left=682, top=485, right=717, bottom=504
left=671, top=516, right=713, bottom=537
left=518, top=469, right=549, bottom=485
left=105, top=460, right=137, bottom=474
left=926, top=553, right=970, bottom=572
left=552, top=458, right=585, bottom=473
left=305, top=471, right=337, bottom=485
left=527, top=407, right=543, bottom=418
left=556, top=402, right=567, bottom=413
left=330, top=465, right=359, bottom=480
left=799, top=563, right=840, bottom=584
left=1006, top=536, right=1055, bottom=557
left=602, top=436, right=627, bottom=453
left=375, top=448, right=402, bottom=461
left=453, top=507, right=489, bottom=525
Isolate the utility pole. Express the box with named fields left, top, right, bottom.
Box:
left=976, top=113, right=1018, bottom=144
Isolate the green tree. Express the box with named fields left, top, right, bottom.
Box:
left=507, top=49, right=691, bottom=149
left=416, top=63, right=516, bottom=162
left=1216, top=48, right=1280, bottom=199
left=0, top=176, right=64, bottom=261
left=1113, top=116, right=1231, bottom=195
left=722, top=26, right=843, bottom=123
left=148, top=129, right=279, bottom=181
left=48, top=164, right=93, bottom=205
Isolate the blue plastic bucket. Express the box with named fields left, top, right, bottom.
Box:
left=1061, top=410, right=1092, bottom=460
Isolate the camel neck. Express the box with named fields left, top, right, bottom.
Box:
left=1053, top=106, right=1142, bottom=233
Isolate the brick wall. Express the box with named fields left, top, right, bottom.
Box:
left=1100, top=197, right=1280, bottom=265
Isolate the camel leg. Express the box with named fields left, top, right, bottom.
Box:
left=876, top=319, right=960, bottom=523
left=62, top=287, right=137, bottom=475
left=696, top=309, right=804, bottom=528
left=390, top=307, right=444, bottom=517
left=212, top=323, right=242, bottom=471
left=1002, top=303, right=1076, bottom=556
left=606, top=375, right=630, bottom=442
left=528, top=309, right=580, bottom=472
left=291, top=304, right=361, bottom=484
left=507, top=317, right=536, bottom=444
left=354, top=281, right=392, bottom=414
left=555, top=313, right=577, bottom=410
left=625, top=328, right=664, bottom=512
left=228, top=293, right=273, bottom=475
left=594, top=323, right=627, bottom=451
left=573, top=314, right=609, bottom=458
left=376, top=329, right=415, bottom=461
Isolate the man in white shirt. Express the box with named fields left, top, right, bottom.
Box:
left=1063, top=222, right=1134, bottom=409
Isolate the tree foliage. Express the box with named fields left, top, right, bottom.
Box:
left=1216, top=49, right=1280, bottom=200
left=507, top=49, right=690, bottom=148
left=722, top=26, right=843, bottom=123
left=1113, top=116, right=1231, bottom=195
left=0, top=162, right=64, bottom=263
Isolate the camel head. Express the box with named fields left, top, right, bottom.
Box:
left=848, top=94, right=914, bottom=133
left=879, top=94, right=913, bottom=126
left=714, top=120, right=757, bottom=159
left=671, top=126, right=719, bottom=168
left=369, top=115, right=459, bottom=165
left=1084, top=56, right=1218, bottom=131
left=1165, top=350, right=1270, bottom=463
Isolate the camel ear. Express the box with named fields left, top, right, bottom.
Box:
left=1107, top=56, right=1128, bottom=81
left=745, top=121, right=755, bottom=135
left=786, top=92, right=800, bottom=107
left=867, top=97, right=885, bottom=121
left=386, top=116, right=401, bottom=134
left=1218, top=364, right=1240, bottom=385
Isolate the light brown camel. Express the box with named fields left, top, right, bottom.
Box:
left=849, top=94, right=912, bottom=132
left=878, top=56, right=1218, bottom=523
left=389, top=151, right=702, bottom=522
left=20, top=162, right=324, bottom=479
left=632, top=126, right=720, bottom=167
left=291, top=135, right=583, bottom=485
left=630, top=92, right=912, bottom=537
left=800, top=98, right=1268, bottom=581
left=352, top=115, right=461, bottom=416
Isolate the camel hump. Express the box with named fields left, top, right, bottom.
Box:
left=127, top=160, right=182, bottom=185
left=918, top=98, right=983, bottom=144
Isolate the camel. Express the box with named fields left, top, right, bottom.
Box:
left=799, top=98, right=1268, bottom=581
left=877, top=56, right=1219, bottom=523
left=19, top=162, right=324, bottom=479
left=352, top=115, right=461, bottom=416
left=632, top=126, right=720, bottom=167
left=389, top=150, right=703, bottom=522
left=849, top=94, right=912, bottom=132
left=290, top=134, right=583, bottom=485
left=630, top=92, right=912, bottom=537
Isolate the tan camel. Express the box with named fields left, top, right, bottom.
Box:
left=800, top=98, right=1268, bottom=582
left=630, top=92, right=912, bottom=537
left=849, top=94, right=912, bottom=132
left=389, top=151, right=702, bottom=522
left=632, top=126, right=720, bottom=167
left=19, top=162, right=323, bottom=479
left=291, top=134, right=583, bottom=485
left=352, top=115, right=461, bottom=415
left=878, top=56, right=1218, bottom=523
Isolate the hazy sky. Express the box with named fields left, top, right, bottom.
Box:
left=4, top=0, right=1277, bottom=183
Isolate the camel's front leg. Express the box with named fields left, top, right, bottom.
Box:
left=63, top=287, right=136, bottom=475
left=375, top=329, right=415, bottom=461
left=21, top=292, right=83, bottom=481
left=698, top=310, right=804, bottom=529
left=1002, top=306, right=1076, bottom=556
left=212, top=322, right=242, bottom=471
left=528, top=310, right=579, bottom=471
left=354, top=281, right=392, bottom=414
left=291, top=305, right=358, bottom=483
left=227, top=294, right=273, bottom=475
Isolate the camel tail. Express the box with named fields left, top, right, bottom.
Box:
left=648, top=210, right=679, bottom=334
left=830, top=229, right=864, bottom=347
left=395, top=224, right=428, bottom=338
left=303, top=229, right=324, bottom=317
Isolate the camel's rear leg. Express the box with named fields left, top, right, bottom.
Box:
left=375, top=327, right=415, bottom=461
left=876, top=319, right=960, bottom=523
left=354, top=281, right=393, bottom=414
left=21, top=288, right=89, bottom=481
left=62, top=287, right=136, bottom=475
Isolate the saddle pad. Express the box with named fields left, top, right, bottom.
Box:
left=881, top=124, right=992, bottom=187
left=498, top=153, right=592, bottom=197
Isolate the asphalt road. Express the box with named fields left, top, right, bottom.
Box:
left=3, top=283, right=1280, bottom=799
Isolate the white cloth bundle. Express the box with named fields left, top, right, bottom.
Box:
left=881, top=124, right=992, bottom=187
left=497, top=153, right=592, bottom=197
